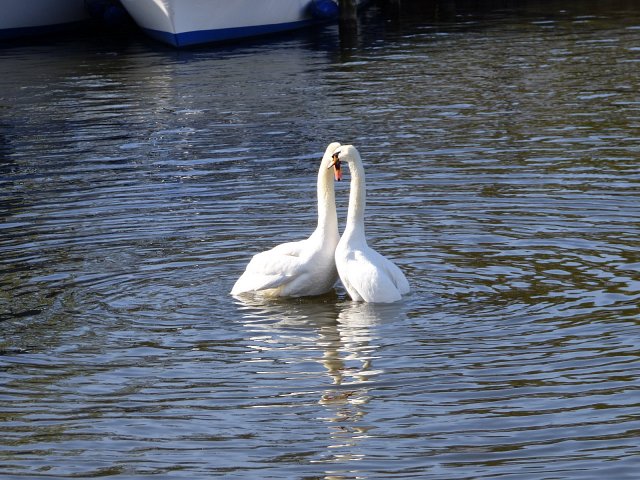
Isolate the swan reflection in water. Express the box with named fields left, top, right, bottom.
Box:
left=316, top=301, right=404, bottom=469
left=233, top=295, right=405, bottom=467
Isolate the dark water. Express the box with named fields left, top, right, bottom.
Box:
left=1, top=1, right=639, bottom=478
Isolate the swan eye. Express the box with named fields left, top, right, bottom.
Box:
left=329, top=152, right=342, bottom=181
left=329, top=152, right=341, bottom=168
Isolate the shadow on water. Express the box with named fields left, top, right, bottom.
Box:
left=377, top=0, right=640, bottom=21
left=335, top=0, right=640, bottom=53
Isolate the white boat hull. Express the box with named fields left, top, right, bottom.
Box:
left=119, top=0, right=339, bottom=47
left=0, top=0, right=87, bottom=40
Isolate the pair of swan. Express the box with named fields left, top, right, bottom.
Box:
left=230, top=143, right=410, bottom=303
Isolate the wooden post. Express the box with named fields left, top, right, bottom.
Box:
left=338, top=0, right=358, bottom=48
left=339, top=0, right=357, bottom=20
left=385, top=0, right=402, bottom=18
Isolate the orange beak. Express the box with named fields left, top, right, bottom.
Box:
left=329, top=153, right=342, bottom=181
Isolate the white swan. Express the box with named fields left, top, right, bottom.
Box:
left=230, top=142, right=342, bottom=298
left=331, top=145, right=410, bottom=303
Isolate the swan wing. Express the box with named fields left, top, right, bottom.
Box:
left=361, top=245, right=410, bottom=294
left=340, top=248, right=404, bottom=303
left=381, top=252, right=410, bottom=294
left=230, top=240, right=309, bottom=294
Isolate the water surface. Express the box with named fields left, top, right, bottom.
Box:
left=1, top=1, right=639, bottom=478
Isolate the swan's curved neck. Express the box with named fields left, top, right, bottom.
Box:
left=344, top=154, right=366, bottom=241
left=317, top=166, right=338, bottom=234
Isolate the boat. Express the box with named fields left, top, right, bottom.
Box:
left=0, top=0, right=88, bottom=40
left=118, top=0, right=346, bottom=48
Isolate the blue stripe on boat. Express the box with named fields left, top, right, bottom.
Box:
left=143, top=20, right=316, bottom=48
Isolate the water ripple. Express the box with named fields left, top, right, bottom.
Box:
left=1, top=2, right=640, bottom=479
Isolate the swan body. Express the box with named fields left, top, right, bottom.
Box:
left=333, top=145, right=410, bottom=303
left=231, top=143, right=341, bottom=298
